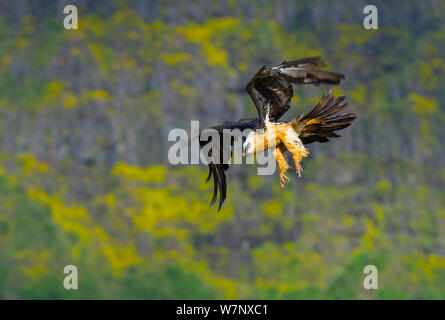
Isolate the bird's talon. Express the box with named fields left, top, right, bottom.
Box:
left=279, top=173, right=289, bottom=187
left=295, top=163, right=303, bottom=177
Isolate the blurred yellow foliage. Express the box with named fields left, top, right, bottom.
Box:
left=102, top=244, right=141, bottom=276
left=18, top=153, right=49, bottom=174
left=81, top=89, right=110, bottom=102
left=14, top=249, right=50, bottom=281
left=113, top=162, right=165, bottom=183
left=177, top=18, right=240, bottom=68
left=350, top=84, right=366, bottom=105
left=62, top=93, right=78, bottom=108
left=161, top=52, right=191, bottom=65
left=262, top=200, right=283, bottom=217
left=409, top=93, right=438, bottom=115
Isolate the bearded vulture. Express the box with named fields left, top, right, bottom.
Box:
left=199, top=57, right=356, bottom=210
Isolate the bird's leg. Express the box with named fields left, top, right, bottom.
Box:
left=273, top=145, right=291, bottom=187
left=281, top=133, right=309, bottom=177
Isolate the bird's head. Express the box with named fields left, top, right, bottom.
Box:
left=243, top=131, right=255, bottom=156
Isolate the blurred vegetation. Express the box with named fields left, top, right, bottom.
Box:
left=0, top=0, right=445, bottom=299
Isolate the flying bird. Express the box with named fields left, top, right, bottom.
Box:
left=199, top=57, right=356, bottom=210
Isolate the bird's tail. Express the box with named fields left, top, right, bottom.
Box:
left=291, top=90, right=356, bottom=144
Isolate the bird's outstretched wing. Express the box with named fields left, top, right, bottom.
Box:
left=246, top=57, right=345, bottom=127
left=199, top=118, right=259, bottom=211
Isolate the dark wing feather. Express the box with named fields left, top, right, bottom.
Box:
left=292, top=90, right=356, bottom=144
left=199, top=118, right=259, bottom=211
left=246, top=57, right=345, bottom=127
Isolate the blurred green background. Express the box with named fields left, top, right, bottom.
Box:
left=0, top=0, right=444, bottom=299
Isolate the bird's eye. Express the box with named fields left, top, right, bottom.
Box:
left=246, top=143, right=251, bottom=150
